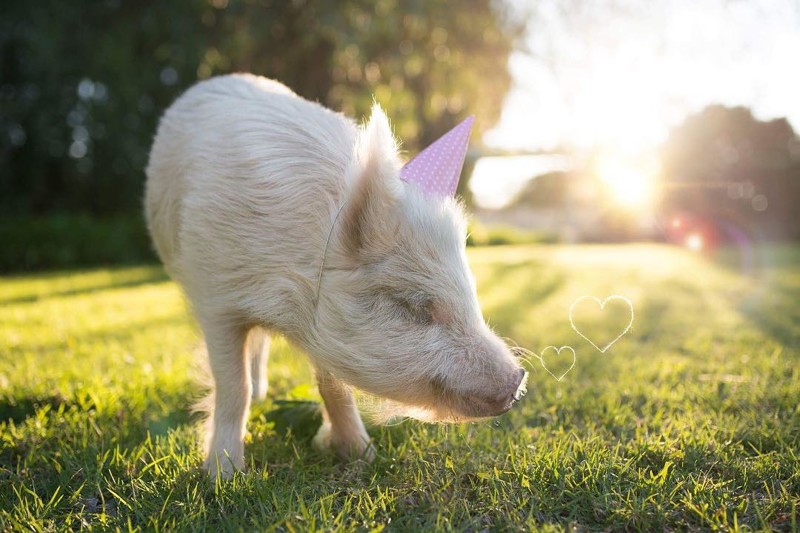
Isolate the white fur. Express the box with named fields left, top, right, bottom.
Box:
left=145, top=74, right=525, bottom=479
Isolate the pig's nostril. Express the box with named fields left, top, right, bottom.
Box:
left=512, top=368, right=528, bottom=402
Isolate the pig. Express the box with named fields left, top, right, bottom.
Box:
left=144, top=73, right=527, bottom=479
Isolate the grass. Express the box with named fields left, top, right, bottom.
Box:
left=1, top=243, right=799, bottom=531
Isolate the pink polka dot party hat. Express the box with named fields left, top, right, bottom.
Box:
left=400, top=116, right=475, bottom=198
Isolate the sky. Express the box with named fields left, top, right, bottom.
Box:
left=471, top=0, right=800, bottom=208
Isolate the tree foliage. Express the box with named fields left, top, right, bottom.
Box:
left=0, top=0, right=521, bottom=214
left=509, top=170, right=572, bottom=208
left=660, top=105, right=800, bottom=240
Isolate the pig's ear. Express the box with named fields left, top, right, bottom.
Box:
left=341, top=104, right=403, bottom=257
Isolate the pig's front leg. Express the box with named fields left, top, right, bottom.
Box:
left=247, top=327, right=270, bottom=401
left=313, top=370, right=375, bottom=462
left=202, top=319, right=251, bottom=479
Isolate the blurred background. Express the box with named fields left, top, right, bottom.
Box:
left=1, top=0, right=799, bottom=271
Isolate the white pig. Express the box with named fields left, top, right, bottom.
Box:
left=145, top=73, right=527, bottom=479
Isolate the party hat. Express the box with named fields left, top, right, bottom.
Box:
left=400, top=115, right=474, bottom=198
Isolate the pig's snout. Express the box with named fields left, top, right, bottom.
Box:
left=512, top=368, right=529, bottom=401
left=449, top=367, right=528, bottom=418
left=487, top=367, right=529, bottom=415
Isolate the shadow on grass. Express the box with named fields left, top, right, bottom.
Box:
left=250, top=400, right=419, bottom=462
left=0, top=389, right=197, bottom=432
left=739, top=277, right=800, bottom=347
left=1, top=266, right=168, bottom=305
left=0, top=392, right=69, bottom=424
left=254, top=400, right=323, bottom=442
left=709, top=244, right=800, bottom=347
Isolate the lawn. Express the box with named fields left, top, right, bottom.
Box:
left=1, top=244, right=798, bottom=531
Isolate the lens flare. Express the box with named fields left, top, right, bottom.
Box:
left=685, top=233, right=703, bottom=251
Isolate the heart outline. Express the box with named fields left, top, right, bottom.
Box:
left=539, top=345, right=576, bottom=381
left=569, top=295, right=634, bottom=353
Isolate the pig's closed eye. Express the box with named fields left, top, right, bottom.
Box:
left=392, top=297, right=433, bottom=324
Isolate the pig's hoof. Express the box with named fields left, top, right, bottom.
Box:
left=203, top=451, right=244, bottom=480
left=313, top=422, right=375, bottom=463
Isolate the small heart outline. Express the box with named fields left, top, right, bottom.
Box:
left=569, top=295, right=634, bottom=353
left=538, top=345, right=576, bottom=381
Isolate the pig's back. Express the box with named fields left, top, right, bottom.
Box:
left=145, top=74, right=357, bottom=298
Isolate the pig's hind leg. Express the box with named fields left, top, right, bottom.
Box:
left=201, top=318, right=252, bottom=479
left=247, top=327, right=270, bottom=401
left=313, top=370, right=375, bottom=462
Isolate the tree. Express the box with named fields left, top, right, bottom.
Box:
left=0, top=0, right=522, bottom=215
left=509, top=170, right=571, bottom=208
left=660, top=105, right=800, bottom=241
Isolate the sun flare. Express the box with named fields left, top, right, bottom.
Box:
left=594, top=151, right=659, bottom=208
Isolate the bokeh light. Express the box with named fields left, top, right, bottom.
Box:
left=685, top=233, right=704, bottom=251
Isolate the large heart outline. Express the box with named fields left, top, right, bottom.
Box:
left=569, top=295, right=634, bottom=353
left=538, top=345, right=576, bottom=381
